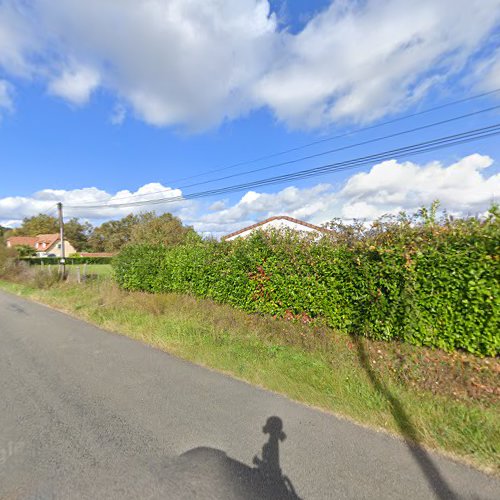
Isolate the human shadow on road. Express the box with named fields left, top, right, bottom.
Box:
left=161, top=416, right=301, bottom=499
left=352, top=334, right=458, bottom=500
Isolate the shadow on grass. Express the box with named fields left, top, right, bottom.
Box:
left=162, top=416, right=300, bottom=499
left=352, top=334, right=457, bottom=500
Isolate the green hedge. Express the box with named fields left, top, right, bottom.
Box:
left=23, top=256, right=113, bottom=265
left=113, top=215, right=499, bottom=356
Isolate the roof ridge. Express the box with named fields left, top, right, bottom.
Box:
left=223, top=215, right=328, bottom=240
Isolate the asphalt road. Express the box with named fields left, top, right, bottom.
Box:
left=0, top=290, right=498, bottom=499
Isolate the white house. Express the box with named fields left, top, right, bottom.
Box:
left=223, top=215, right=329, bottom=241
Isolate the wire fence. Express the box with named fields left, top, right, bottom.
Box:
left=33, top=261, right=113, bottom=284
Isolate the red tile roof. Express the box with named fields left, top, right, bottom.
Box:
left=6, top=233, right=60, bottom=251
left=223, top=215, right=329, bottom=240
left=6, top=236, right=37, bottom=247
left=35, top=234, right=60, bottom=250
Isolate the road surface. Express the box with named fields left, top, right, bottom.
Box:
left=0, top=290, right=498, bottom=499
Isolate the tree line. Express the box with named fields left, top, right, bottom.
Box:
left=2, top=212, right=199, bottom=253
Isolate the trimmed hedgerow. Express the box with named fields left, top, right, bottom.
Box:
left=114, top=208, right=499, bottom=356
left=23, top=256, right=114, bottom=265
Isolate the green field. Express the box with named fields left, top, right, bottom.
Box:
left=34, top=263, right=113, bottom=279
left=64, top=263, right=113, bottom=278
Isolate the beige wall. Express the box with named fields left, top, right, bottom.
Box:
left=40, top=240, right=76, bottom=257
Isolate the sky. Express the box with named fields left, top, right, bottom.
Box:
left=0, top=0, right=500, bottom=237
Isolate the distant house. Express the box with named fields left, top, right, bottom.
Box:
left=223, top=215, right=329, bottom=241
left=5, top=236, right=38, bottom=248
left=6, top=233, right=76, bottom=257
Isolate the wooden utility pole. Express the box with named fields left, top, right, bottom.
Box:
left=57, top=202, right=66, bottom=278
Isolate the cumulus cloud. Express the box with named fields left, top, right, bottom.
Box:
left=0, top=154, right=497, bottom=234
left=48, top=64, right=100, bottom=105
left=37, top=0, right=278, bottom=128
left=0, top=183, right=190, bottom=224
left=0, top=1, right=36, bottom=77
left=255, top=0, right=500, bottom=127
left=194, top=184, right=332, bottom=234
left=0, top=0, right=499, bottom=129
left=338, top=154, right=499, bottom=220
left=192, top=154, right=499, bottom=234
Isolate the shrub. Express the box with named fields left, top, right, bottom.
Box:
left=32, top=267, right=61, bottom=289
left=113, top=208, right=500, bottom=356
left=0, top=244, right=22, bottom=279
left=22, top=256, right=114, bottom=265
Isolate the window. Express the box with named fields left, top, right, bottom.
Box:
left=57, top=243, right=61, bottom=249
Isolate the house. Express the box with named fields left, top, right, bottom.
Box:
left=4, top=236, right=38, bottom=248
left=223, top=215, right=329, bottom=241
left=6, top=233, right=76, bottom=257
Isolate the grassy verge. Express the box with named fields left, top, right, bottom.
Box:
left=30, top=263, right=113, bottom=278
left=0, top=278, right=498, bottom=474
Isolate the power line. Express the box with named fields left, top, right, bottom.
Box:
left=71, top=102, right=500, bottom=207
left=67, top=122, right=500, bottom=210
left=167, top=86, right=500, bottom=183
left=128, top=124, right=500, bottom=203
left=40, top=203, right=59, bottom=217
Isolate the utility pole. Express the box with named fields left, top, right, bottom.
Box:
left=57, top=202, right=66, bottom=278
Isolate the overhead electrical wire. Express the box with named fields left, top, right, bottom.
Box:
left=161, top=86, right=500, bottom=184
left=71, top=102, right=500, bottom=207
left=67, top=122, right=500, bottom=210
left=40, top=203, right=59, bottom=217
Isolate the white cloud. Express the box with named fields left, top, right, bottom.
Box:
left=0, top=219, right=21, bottom=228
left=0, top=0, right=499, bottom=129
left=48, top=64, right=100, bottom=105
left=0, top=79, right=13, bottom=113
left=208, top=200, right=226, bottom=211
left=338, top=154, right=499, bottom=220
left=192, top=154, right=499, bottom=234
left=0, top=183, right=189, bottom=224
left=254, top=0, right=500, bottom=127
left=37, top=0, right=278, bottom=128
left=473, top=47, right=500, bottom=92
left=0, top=154, right=497, bottom=234
left=0, top=1, right=36, bottom=77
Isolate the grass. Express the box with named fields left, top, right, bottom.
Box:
left=0, top=276, right=498, bottom=475
left=31, top=263, right=113, bottom=279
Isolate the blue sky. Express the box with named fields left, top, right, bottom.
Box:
left=0, top=0, right=499, bottom=235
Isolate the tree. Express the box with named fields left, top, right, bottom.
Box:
left=0, top=242, right=17, bottom=275
left=13, top=214, right=59, bottom=236
left=13, top=244, right=36, bottom=257
left=88, top=213, right=148, bottom=252
left=8, top=213, right=92, bottom=251
left=64, top=218, right=93, bottom=251
left=130, top=212, right=200, bottom=246
left=88, top=212, right=199, bottom=252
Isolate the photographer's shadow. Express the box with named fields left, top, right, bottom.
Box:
left=162, top=416, right=301, bottom=499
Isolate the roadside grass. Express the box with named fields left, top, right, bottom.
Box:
left=0, top=277, right=498, bottom=474
left=44, top=263, right=113, bottom=279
